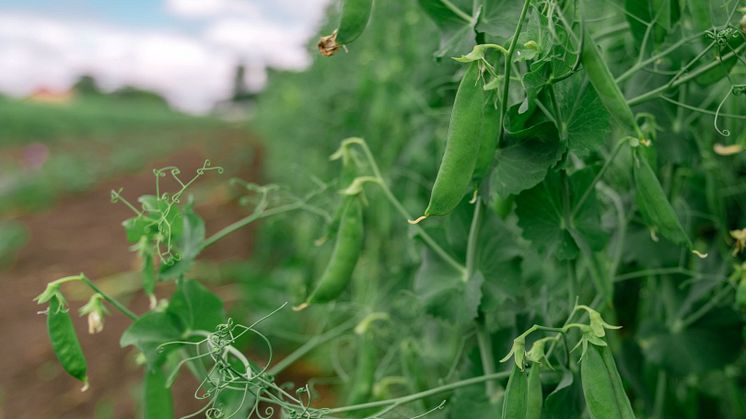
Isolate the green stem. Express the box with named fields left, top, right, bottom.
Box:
left=322, top=371, right=511, bottom=414
left=675, top=283, right=734, bottom=330
left=571, top=139, right=628, bottom=218
left=201, top=203, right=302, bottom=249
left=464, top=199, right=482, bottom=282
left=440, top=0, right=472, bottom=23
left=80, top=275, right=138, bottom=321
left=627, top=42, right=746, bottom=106
left=653, top=370, right=667, bottom=419
left=266, top=319, right=356, bottom=376
left=344, top=138, right=466, bottom=275
left=475, top=322, right=498, bottom=401
left=497, top=0, right=532, bottom=145
left=616, top=32, right=705, bottom=83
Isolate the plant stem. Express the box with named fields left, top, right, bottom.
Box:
left=497, top=0, right=532, bottom=145
left=440, top=0, right=472, bottom=23
left=571, top=138, right=628, bottom=218
left=80, top=274, right=138, bottom=321
left=475, top=321, right=499, bottom=401
left=322, top=371, right=511, bottom=414
left=344, top=138, right=466, bottom=275
left=464, top=199, right=482, bottom=282
left=627, top=43, right=746, bottom=106
left=266, top=319, right=356, bottom=376
left=616, top=31, right=706, bottom=83
left=201, top=203, right=303, bottom=249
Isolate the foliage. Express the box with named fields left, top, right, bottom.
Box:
left=36, top=0, right=746, bottom=418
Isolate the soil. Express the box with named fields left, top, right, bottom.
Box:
left=0, top=131, right=268, bottom=419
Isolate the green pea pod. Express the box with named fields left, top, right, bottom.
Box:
left=580, top=344, right=635, bottom=419
left=502, top=363, right=542, bottom=419
left=318, top=0, right=373, bottom=56
left=632, top=148, right=690, bottom=247
left=420, top=62, right=485, bottom=219
left=47, top=295, right=88, bottom=389
left=473, top=94, right=501, bottom=183
left=347, top=330, right=377, bottom=405
left=144, top=367, right=174, bottom=419
left=299, top=197, right=363, bottom=307
left=525, top=363, right=543, bottom=419
left=581, top=28, right=640, bottom=137
left=337, top=0, right=373, bottom=44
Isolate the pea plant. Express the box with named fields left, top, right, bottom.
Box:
left=37, top=0, right=746, bottom=418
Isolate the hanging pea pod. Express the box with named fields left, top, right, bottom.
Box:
left=318, top=0, right=373, bottom=56
left=581, top=27, right=641, bottom=137
left=347, top=328, right=378, bottom=405
left=501, top=362, right=543, bottom=419
left=144, top=367, right=174, bottom=419
left=47, top=294, right=89, bottom=389
left=413, top=61, right=485, bottom=222
left=632, top=147, right=691, bottom=247
left=296, top=196, right=364, bottom=309
left=580, top=344, right=636, bottom=419
left=473, top=93, right=501, bottom=184
left=525, top=363, right=543, bottom=419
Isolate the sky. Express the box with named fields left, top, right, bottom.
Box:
left=0, top=0, right=331, bottom=112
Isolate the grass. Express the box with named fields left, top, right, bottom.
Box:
left=0, top=95, right=243, bottom=215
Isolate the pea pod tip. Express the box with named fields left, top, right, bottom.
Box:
left=692, top=249, right=708, bottom=259
left=408, top=215, right=428, bottom=225
left=293, top=302, right=309, bottom=312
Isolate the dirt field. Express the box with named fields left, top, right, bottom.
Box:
left=0, top=133, right=263, bottom=418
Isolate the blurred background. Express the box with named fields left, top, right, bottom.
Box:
left=0, top=1, right=333, bottom=417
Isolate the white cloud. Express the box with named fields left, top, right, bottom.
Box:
left=0, top=13, right=237, bottom=112
left=165, top=0, right=260, bottom=19
left=0, top=0, right=332, bottom=113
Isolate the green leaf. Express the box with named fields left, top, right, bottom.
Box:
left=144, top=367, right=174, bottom=419
left=490, top=136, right=564, bottom=196
left=123, top=216, right=151, bottom=244
left=541, top=370, right=584, bottom=419
left=414, top=249, right=482, bottom=328
left=167, top=279, right=225, bottom=333
left=120, top=312, right=182, bottom=364
left=638, top=307, right=743, bottom=375
left=448, top=384, right=495, bottom=419
left=515, top=168, right=608, bottom=260
left=624, top=0, right=679, bottom=50
left=477, top=0, right=526, bottom=41
left=555, top=73, right=612, bottom=156
left=417, top=0, right=476, bottom=58
left=159, top=204, right=205, bottom=278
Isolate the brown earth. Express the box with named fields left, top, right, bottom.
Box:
left=0, top=131, right=266, bottom=419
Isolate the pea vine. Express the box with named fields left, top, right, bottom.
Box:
left=36, top=0, right=746, bottom=418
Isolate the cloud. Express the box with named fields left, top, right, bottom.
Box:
left=0, top=13, right=238, bottom=112
left=0, top=0, right=332, bottom=113
left=165, top=0, right=260, bottom=19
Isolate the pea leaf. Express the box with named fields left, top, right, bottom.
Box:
left=477, top=0, right=525, bottom=41
left=448, top=385, right=495, bottom=419
left=120, top=312, right=182, bottom=365
left=167, top=279, right=225, bottom=333
left=515, top=167, right=608, bottom=260
left=417, top=0, right=475, bottom=58
left=414, top=249, right=482, bottom=328
left=490, top=136, right=565, bottom=196
left=638, top=308, right=743, bottom=375
left=144, top=367, right=174, bottom=419
left=555, top=73, right=612, bottom=157
left=159, top=204, right=205, bottom=278
left=624, top=0, right=680, bottom=50
left=542, top=370, right=584, bottom=419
